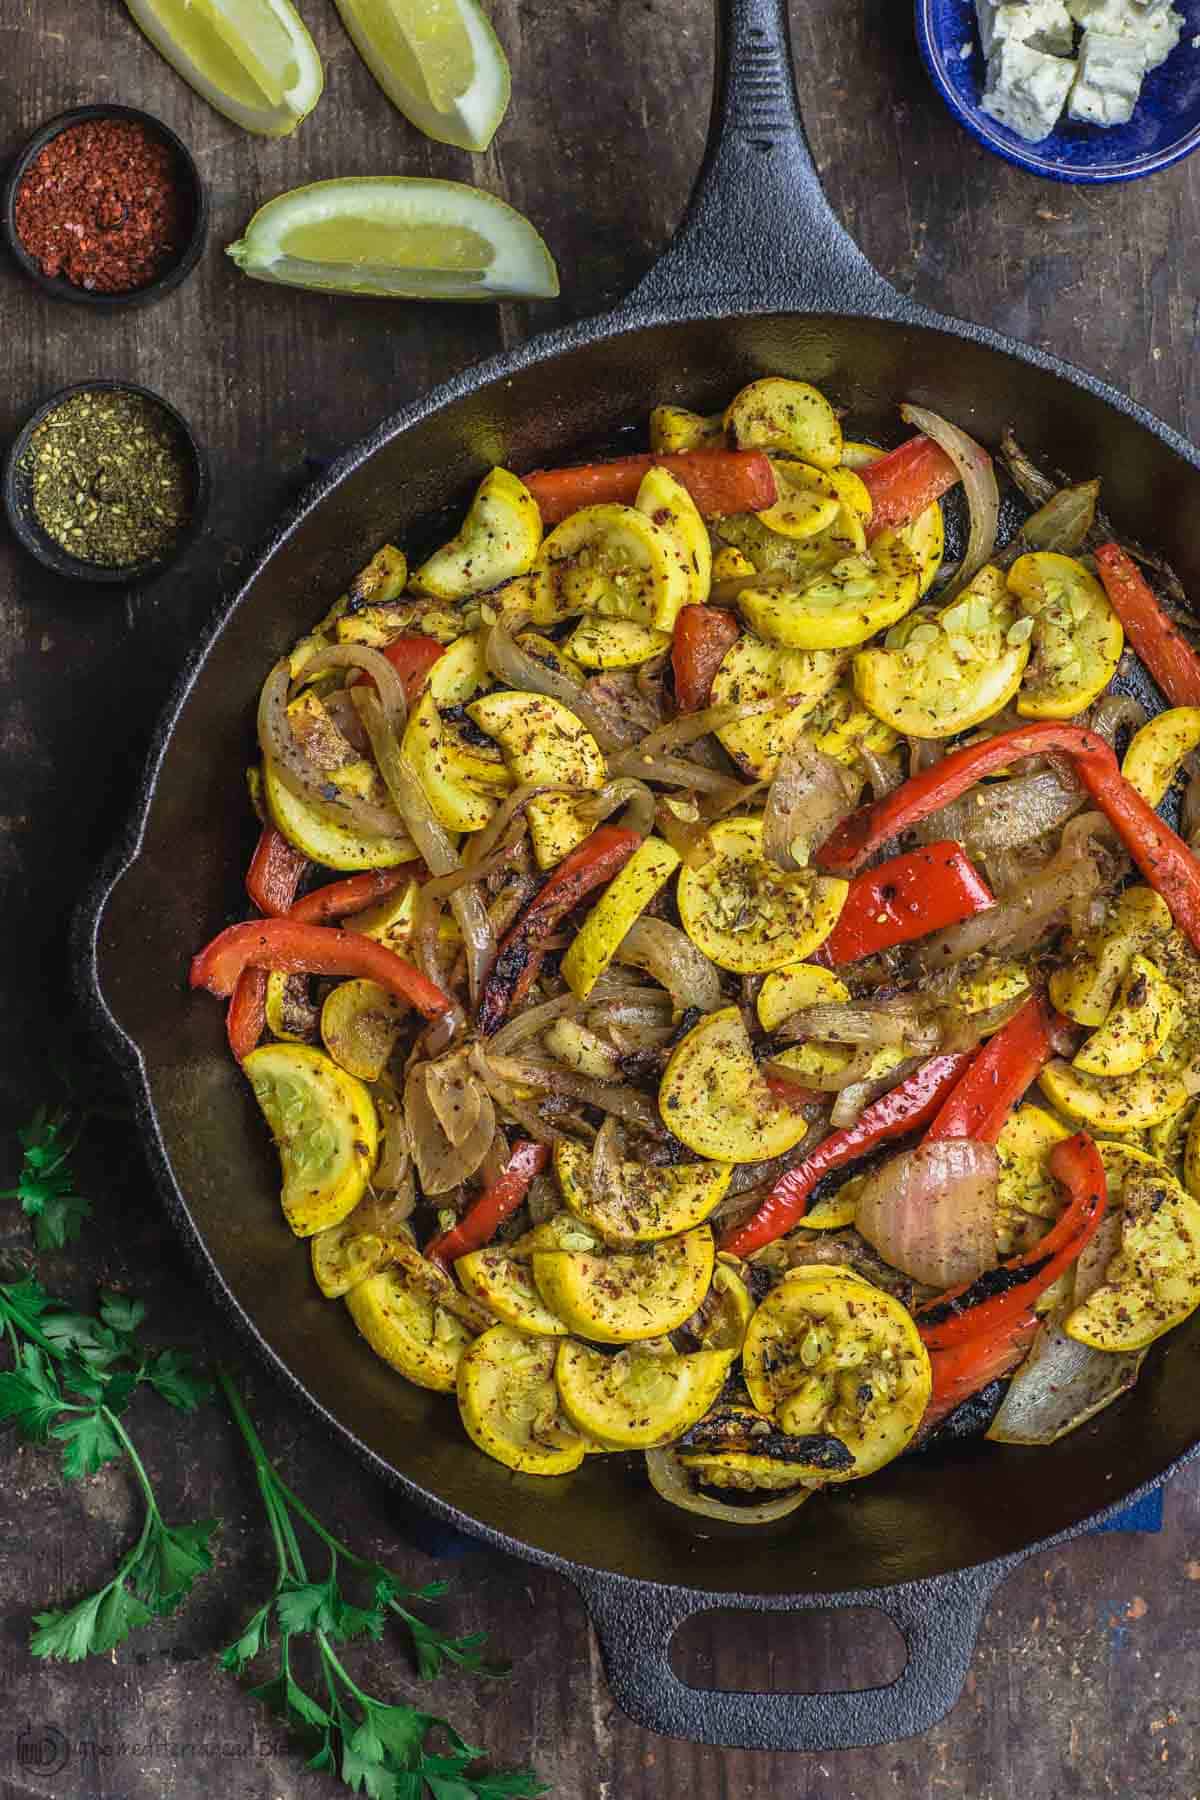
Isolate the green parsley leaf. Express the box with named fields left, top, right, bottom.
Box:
left=30, top=1580, right=154, bottom=1662
left=51, top=1407, right=124, bottom=1479
left=127, top=1516, right=219, bottom=1614
left=249, top=1669, right=331, bottom=1743
left=145, top=1347, right=214, bottom=1412
left=1, top=1108, right=91, bottom=1250
left=276, top=1575, right=386, bottom=1644
left=219, top=1602, right=273, bottom=1674
left=0, top=1344, right=63, bottom=1441
left=98, top=1291, right=147, bottom=1339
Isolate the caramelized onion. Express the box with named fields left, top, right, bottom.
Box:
left=913, top=845, right=1100, bottom=969
left=298, top=643, right=409, bottom=737
left=901, top=403, right=999, bottom=595
left=617, top=917, right=724, bottom=1014
left=578, top=777, right=657, bottom=836
left=404, top=1060, right=495, bottom=1194
left=258, top=660, right=405, bottom=840
left=917, top=768, right=1085, bottom=856
left=762, top=743, right=856, bottom=871
left=1088, top=692, right=1147, bottom=750
left=855, top=1139, right=999, bottom=1286
left=987, top=1311, right=1144, bottom=1445
left=484, top=1054, right=662, bottom=1133
left=775, top=999, right=935, bottom=1052
left=1020, top=479, right=1100, bottom=554
left=484, top=613, right=629, bottom=751
left=645, top=1446, right=812, bottom=1524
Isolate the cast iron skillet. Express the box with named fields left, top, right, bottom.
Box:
left=81, top=0, right=1200, bottom=1753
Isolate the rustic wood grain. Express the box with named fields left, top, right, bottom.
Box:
left=2, top=2, right=1199, bottom=1796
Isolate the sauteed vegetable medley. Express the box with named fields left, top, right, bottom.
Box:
left=192, top=377, right=1200, bottom=1523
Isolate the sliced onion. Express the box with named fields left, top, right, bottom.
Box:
left=359, top=1167, right=415, bottom=1226
left=617, top=917, right=724, bottom=1014
left=857, top=745, right=904, bottom=802
left=612, top=751, right=744, bottom=797
left=1021, top=479, right=1100, bottom=554
left=404, top=1061, right=495, bottom=1195
left=1072, top=1211, right=1122, bottom=1306
left=829, top=1055, right=921, bottom=1128
left=913, top=846, right=1100, bottom=969
left=901, top=403, right=999, bottom=596
left=613, top=697, right=776, bottom=767
left=423, top=1050, right=486, bottom=1149
left=577, top=777, right=657, bottom=836
left=297, top=643, right=409, bottom=738
left=484, top=1054, right=663, bottom=1133
left=908, top=736, right=944, bottom=778
left=353, top=687, right=495, bottom=1010
left=999, top=431, right=1057, bottom=508
left=762, top=743, right=856, bottom=871
left=258, top=660, right=405, bottom=839
left=776, top=999, right=936, bottom=1052
left=484, top=613, right=630, bottom=751
left=467, top=780, right=582, bottom=867
left=490, top=994, right=582, bottom=1056
left=917, top=768, right=1085, bottom=857
left=468, top=1043, right=580, bottom=1147
left=855, top=1139, right=999, bottom=1287
left=987, top=1311, right=1145, bottom=1445
left=368, top=1086, right=411, bottom=1195
left=654, top=800, right=716, bottom=869
left=1088, top=693, right=1148, bottom=750
left=645, top=1447, right=812, bottom=1524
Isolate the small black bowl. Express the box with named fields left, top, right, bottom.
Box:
left=4, top=380, right=210, bottom=586
left=2, top=104, right=209, bottom=309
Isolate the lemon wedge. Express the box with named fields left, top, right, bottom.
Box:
left=123, top=0, right=323, bottom=137
left=227, top=177, right=559, bottom=300
left=334, top=0, right=511, bottom=152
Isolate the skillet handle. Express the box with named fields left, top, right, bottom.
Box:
left=629, top=0, right=906, bottom=315
left=573, top=1565, right=1005, bottom=1750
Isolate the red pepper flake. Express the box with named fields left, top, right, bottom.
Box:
left=14, top=119, right=191, bottom=294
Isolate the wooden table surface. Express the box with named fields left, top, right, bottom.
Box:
left=2, top=2, right=1200, bottom=1795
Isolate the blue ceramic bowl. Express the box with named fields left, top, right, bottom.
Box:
left=916, top=0, right=1200, bottom=182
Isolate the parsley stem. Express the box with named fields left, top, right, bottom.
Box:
left=216, top=1366, right=308, bottom=1580
left=102, top=1406, right=162, bottom=1522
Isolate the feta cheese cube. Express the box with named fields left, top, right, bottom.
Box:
left=1067, top=0, right=1182, bottom=63
left=1069, top=29, right=1148, bottom=119
left=982, top=38, right=1077, bottom=139
left=978, top=0, right=1076, bottom=57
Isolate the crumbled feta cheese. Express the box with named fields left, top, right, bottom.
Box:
left=1069, top=28, right=1148, bottom=119
left=982, top=37, right=1077, bottom=138
left=978, top=0, right=1076, bottom=56
left=1067, top=0, right=1183, bottom=64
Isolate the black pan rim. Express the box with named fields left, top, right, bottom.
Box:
left=77, top=286, right=1200, bottom=1604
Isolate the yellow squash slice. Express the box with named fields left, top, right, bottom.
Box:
left=757, top=962, right=850, bottom=1032
left=403, top=687, right=496, bottom=833
left=676, top=816, right=847, bottom=973
left=659, top=1006, right=812, bottom=1162
left=243, top=1044, right=378, bottom=1237
left=742, top=1268, right=931, bottom=1481
left=725, top=378, right=842, bottom=470
left=1122, top=706, right=1200, bottom=807
left=467, top=690, right=604, bottom=868
left=636, top=464, right=712, bottom=618
left=264, top=759, right=415, bottom=872
left=737, top=538, right=921, bottom=652
left=413, top=467, right=542, bottom=600
left=554, top=1139, right=733, bottom=1244
left=755, top=460, right=841, bottom=540
left=320, top=978, right=408, bottom=1082
left=555, top=1340, right=735, bottom=1449
left=265, top=969, right=318, bottom=1043
left=564, top=616, right=671, bottom=668
left=454, top=1247, right=569, bottom=1336
left=649, top=404, right=726, bottom=453
left=803, top=680, right=901, bottom=766
left=1008, top=552, right=1124, bottom=719
left=853, top=564, right=1031, bottom=738
left=531, top=1228, right=714, bottom=1344
left=457, top=1326, right=586, bottom=1473
left=800, top=1172, right=866, bottom=1232
left=693, top=1259, right=756, bottom=1350
left=996, top=1103, right=1073, bottom=1223
left=425, top=629, right=488, bottom=705
left=1065, top=1165, right=1200, bottom=1352
left=1073, top=954, right=1179, bottom=1078
left=347, top=1267, right=473, bottom=1392
left=560, top=837, right=681, bottom=1000
left=532, top=502, right=692, bottom=630
left=1049, top=885, right=1174, bottom=1026
left=1038, top=1058, right=1187, bottom=1132
left=311, top=1218, right=391, bottom=1298
left=709, top=632, right=846, bottom=778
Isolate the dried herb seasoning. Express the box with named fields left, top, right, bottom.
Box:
left=14, top=118, right=190, bottom=294
left=25, top=389, right=192, bottom=568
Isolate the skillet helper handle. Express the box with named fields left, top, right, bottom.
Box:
left=630, top=0, right=898, bottom=313
left=575, top=1566, right=1004, bottom=1750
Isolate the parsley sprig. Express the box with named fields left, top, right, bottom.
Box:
left=218, top=1372, right=544, bottom=1800
left=2, top=1107, right=91, bottom=1249
left=0, top=1275, right=216, bottom=1658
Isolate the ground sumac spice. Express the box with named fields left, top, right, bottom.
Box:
left=14, top=118, right=191, bottom=293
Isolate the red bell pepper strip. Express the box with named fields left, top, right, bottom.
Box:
left=813, top=720, right=1200, bottom=952
left=924, top=993, right=1060, bottom=1145
left=1094, top=542, right=1200, bottom=709
left=718, top=1052, right=972, bottom=1260
left=349, top=634, right=445, bottom=707
left=522, top=449, right=778, bottom=526
left=288, top=867, right=413, bottom=926
left=425, top=1140, right=550, bottom=1266
left=858, top=436, right=961, bottom=541
left=191, top=919, right=453, bottom=1020
left=477, top=824, right=643, bottom=1035
left=245, top=825, right=309, bottom=918
left=672, top=605, right=741, bottom=713
left=917, top=1131, right=1107, bottom=1351
left=226, top=968, right=269, bottom=1064
left=921, top=1308, right=1039, bottom=1434
left=814, top=842, right=993, bottom=967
